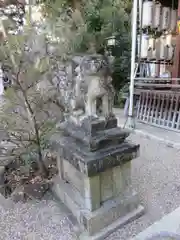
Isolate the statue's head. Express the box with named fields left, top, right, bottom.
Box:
left=79, top=54, right=110, bottom=77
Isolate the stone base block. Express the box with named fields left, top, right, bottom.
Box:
left=79, top=205, right=144, bottom=240
left=52, top=177, right=145, bottom=239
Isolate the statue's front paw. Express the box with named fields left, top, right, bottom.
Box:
left=70, top=99, right=76, bottom=109
left=88, top=113, right=98, bottom=119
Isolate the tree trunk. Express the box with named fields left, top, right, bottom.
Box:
left=71, top=0, right=81, bottom=10
left=16, top=78, right=49, bottom=178
left=35, top=126, right=49, bottom=177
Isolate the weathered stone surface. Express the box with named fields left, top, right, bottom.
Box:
left=59, top=120, right=130, bottom=151
left=112, top=165, right=123, bottom=197
left=121, top=162, right=131, bottom=190
left=79, top=205, right=144, bottom=240
left=83, top=190, right=140, bottom=236
left=63, top=159, right=85, bottom=195
left=100, top=169, right=113, bottom=202
left=0, top=185, right=5, bottom=195
left=50, top=53, right=143, bottom=238
left=51, top=134, right=139, bottom=177
left=62, top=160, right=101, bottom=211
left=84, top=174, right=100, bottom=211
left=10, top=186, right=25, bottom=203
left=56, top=158, right=136, bottom=211
left=0, top=166, right=5, bottom=185
left=51, top=176, right=144, bottom=238
left=77, top=117, right=118, bottom=136
left=0, top=156, right=15, bottom=167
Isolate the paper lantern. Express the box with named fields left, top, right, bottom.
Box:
left=161, top=7, right=171, bottom=31
left=153, top=2, right=161, bottom=29
left=142, top=0, right=154, bottom=28
left=170, top=9, right=178, bottom=32
left=160, top=35, right=168, bottom=60
left=140, top=34, right=149, bottom=59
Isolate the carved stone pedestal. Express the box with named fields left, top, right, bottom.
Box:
left=50, top=116, right=144, bottom=240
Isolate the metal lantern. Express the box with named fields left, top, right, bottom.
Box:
left=106, top=36, right=116, bottom=57
left=153, top=2, right=161, bottom=29
left=142, top=0, right=154, bottom=29
left=107, top=36, right=116, bottom=47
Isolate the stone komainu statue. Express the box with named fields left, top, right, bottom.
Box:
left=66, top=54, right=115, bottom=118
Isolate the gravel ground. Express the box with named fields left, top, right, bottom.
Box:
left=107, top=133, right=180, bottom=240
left=0, top=193, right=77, bottom=240
left=0, top=131, right=180, bottom=240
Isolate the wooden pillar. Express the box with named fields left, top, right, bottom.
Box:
left=172, top=0, right=180, bottom=82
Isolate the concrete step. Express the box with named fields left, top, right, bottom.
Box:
left=131, top=206, right=180, bottom=240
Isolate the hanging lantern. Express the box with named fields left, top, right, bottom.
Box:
left=140, top=34, right=149, bottom=59
left=159, top=64, right=166, bottom=77
left=142, top=0, right=154, bottom=29
left=155, top=38, right=160, bottom=60
left=170, top=9, right=178, bottom=32
left=137, top=34, right=141, bottom=58
left=166, top=33, right=172, bottom=47
left=149, top=63, right=159, bottom=77
left=0, top=68, right=3, bottom=96
left=148, top=36, right=156, bottom=60
left=167, top=46, right=174, bottom=61
left=106, top=36, right=116, bottom=47
left=153, top=2, right=161, bottom=29
left=148, top=36, right=155, bottom=49
left=160, top=35, right=168, bottom=60
left=106, top=36, right=116, bottom=56
left=161, top=7, right=171, bottom=31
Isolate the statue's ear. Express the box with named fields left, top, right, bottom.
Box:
left=75, top=66, right=80, bottom=73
